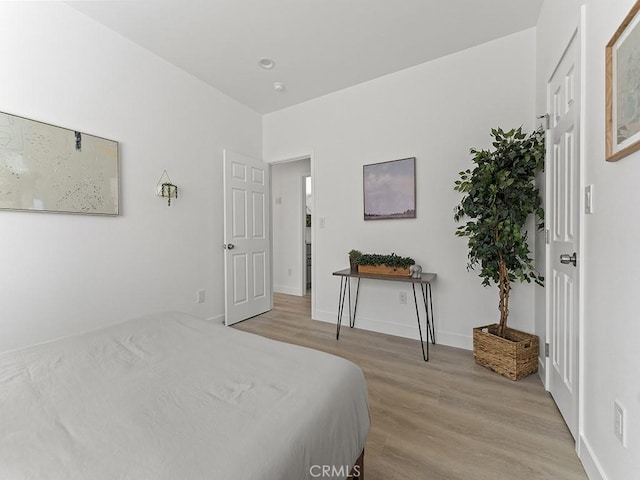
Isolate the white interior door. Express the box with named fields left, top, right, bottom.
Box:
left=223, top=150, right=271, bottom=326
left=547, top=30, right=580, bottom=439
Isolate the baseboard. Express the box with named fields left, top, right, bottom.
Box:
left=273, top=285, right=304, bottom=296
left=538, top=357, right=547, bottom=390
left=436, top=331, right=473, bottom=350
left=578, top=434, right=607, bottom=480
left=313, top=309, right=335, bottom=324
left=314, top=309, right=419, bottom=339
left=314, top=309, right=472, bottom=350
left=206, top=313, right=225, bottom=325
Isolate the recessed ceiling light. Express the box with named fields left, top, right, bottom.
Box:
left=273, top=82, right=286, bottom=93
left=258, top=58, right=275, bottom=69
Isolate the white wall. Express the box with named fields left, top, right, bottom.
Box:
left=0, top=2, right=261, bottom=352
left=537, top=1, right=640, bottom=479
left=272, top=158, right=311, bottom=296
left=264, top=29, right=538, bottom=349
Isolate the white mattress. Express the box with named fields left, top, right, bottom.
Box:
left=0, top=312, right=370, bottom=480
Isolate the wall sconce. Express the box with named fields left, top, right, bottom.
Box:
left=156, top=170, right=178, bottom=206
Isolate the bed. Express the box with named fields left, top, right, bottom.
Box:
left=0, top=312, right=370, bottom=479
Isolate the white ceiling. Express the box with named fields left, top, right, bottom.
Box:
left=68, top=0, right=543, bottom=114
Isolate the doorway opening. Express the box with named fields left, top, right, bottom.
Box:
left=270, top=156, right=313, bottom=316
left=305, top=175, right=312, bottom=295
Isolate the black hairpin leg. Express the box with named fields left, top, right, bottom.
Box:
left=336, top=276, right=347, bottom=339
left=337, top=276, right=361, bottom=339
left=350, top=278, right=360, bottom=328
left=421, top=283, right=436, bottom=344
left=412, top=283, right=428, bottom=362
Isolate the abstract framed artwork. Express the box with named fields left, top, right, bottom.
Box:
left=363, top=157, right=416, bottom=220
left=606, top=0, right=640, bottom=162
left=0, top=111, right=119, bottom=214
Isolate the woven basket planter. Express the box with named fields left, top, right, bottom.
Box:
left=473, top=324, right=539, bottom=381
left=357, top=265, right=410, bottom=276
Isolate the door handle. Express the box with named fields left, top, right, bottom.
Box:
left=223, top=243, right=235, bottom=250
left=560, top=252, right=577, bottom=266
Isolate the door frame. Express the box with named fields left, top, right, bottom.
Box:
left=577, top=5, right=587, bottom=452
left=302, top=174, right=312, bottom=293
left=268, top=153, right=315, bottom=314
left=543, top=7, right=586, bottom=448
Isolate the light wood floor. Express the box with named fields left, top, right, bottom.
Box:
left=232, top=293, right=587, bottom=480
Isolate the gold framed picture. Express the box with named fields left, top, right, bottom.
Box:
left=606, top=0, right=640, bottom=162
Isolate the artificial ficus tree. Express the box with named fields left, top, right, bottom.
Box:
left=454, top=127, right=545, bottom=338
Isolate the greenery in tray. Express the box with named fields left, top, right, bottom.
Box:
left=453, top=126, right=545, bottom=338
left=357, top=252, right=415, bottom=269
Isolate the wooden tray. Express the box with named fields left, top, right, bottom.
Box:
left=357, top=265, right=411, bottom=276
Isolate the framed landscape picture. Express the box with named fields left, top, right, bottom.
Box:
left=363, top=157, right=416, bottom=220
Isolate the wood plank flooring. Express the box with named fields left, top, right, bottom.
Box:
left=232, top=293, right=587, bottom=480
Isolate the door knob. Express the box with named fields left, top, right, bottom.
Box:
left=560, top=252, right=577, bottom=266
left=223, top=243, right=235, bottom=250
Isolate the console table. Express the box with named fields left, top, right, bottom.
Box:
left=332, top=268, right=437, bottom=361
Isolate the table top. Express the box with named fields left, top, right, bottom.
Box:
left=332, top=268, right=437, bottom=284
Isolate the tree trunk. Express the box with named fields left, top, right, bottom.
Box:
left=497, top=256, right=510, bottom=338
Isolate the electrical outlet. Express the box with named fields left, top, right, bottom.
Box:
left=197, top=290, right=205, bottom=304
left=614, top=401, right=626, bottom=446
left=399, top=291, right=407, bottom=304
left=319, top=217, right=326, bottom=228
left=287, top=268, right=292, bottom=276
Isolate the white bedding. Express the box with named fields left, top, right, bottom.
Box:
left=0, top=312, right=370, bottom=480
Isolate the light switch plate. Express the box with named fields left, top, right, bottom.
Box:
left=614, top=400, right=625, bottom=446
left=585, top=185, right=594, bottom=214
